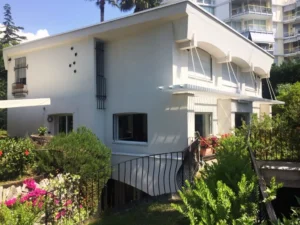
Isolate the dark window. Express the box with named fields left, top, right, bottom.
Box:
left=114, top=114, right=147, bottom=142
left=195, top=113, right=212, bottom=137
left=235, top=113, right=249, bottom=128
left=58, top=115, right=73, bottom=134
left=15, top=57, right=27, bottom=84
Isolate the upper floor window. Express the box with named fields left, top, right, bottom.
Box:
left=15, top=57, right=27, bottom=84
left=222, top=62, right=238, bottom=87
left=113, top=113, right=148, bottom=143
left=244, top=72, right=258, bottom=91
left=188, top=48, right=212, bottom=80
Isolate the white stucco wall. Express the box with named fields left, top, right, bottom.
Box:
left=7, top=38, right=106, bottom=138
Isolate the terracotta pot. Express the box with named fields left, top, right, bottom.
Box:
left=200, top=147, right=214, bottom=156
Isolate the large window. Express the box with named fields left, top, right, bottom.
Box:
left=113, top=113, right=148, bottom=142
left=244, top=72, right=257, bottom=90
left=222, top=62, right=238, bottom=87
left=188, top=48, right=212, bottom=80
left=195, top=113, right=212, bottom=137
left=15, top=57, right=27, bottom=84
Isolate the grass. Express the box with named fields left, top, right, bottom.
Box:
left=88, top=199, right=188, bottom=225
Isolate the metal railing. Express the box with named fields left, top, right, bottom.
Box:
left=232, top=5, right=272, bottom=16
left=12, top=82, right=28, bottom=95
left=284, top=46, right=300, bottom=54
left=26, top=138, right=201, bottom=224
left=247, top=130, right=278, bottom=224
left=241, top=25, right=272, bottom=33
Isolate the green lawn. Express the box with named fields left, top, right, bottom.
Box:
left=89, top=199, right=188, bottom=225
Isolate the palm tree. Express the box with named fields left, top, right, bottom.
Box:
left=88, top=0, right=118, bottom=22
left=117, top=0, right=162, bottom=13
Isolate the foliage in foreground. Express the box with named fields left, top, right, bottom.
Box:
left=38, top=127, right=112, bottom=181
left=0, top=138, right=35, bottom=181
left=172, top=135, right=259, bottom=225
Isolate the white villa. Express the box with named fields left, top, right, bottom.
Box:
left=3, top=0, right=281, bottom=179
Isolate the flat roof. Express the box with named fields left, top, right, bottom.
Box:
left=3, top=0, right=273, bottom=59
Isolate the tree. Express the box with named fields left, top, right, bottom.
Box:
left=263, top=60, right=300, bottom=99
left=117, top=0, right=162, bottom=13
left=0, top=4, right=26, bottom=45
left=87, top=0, right=161, bottom=22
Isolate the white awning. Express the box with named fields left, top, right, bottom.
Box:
left=250, top=32, right=274, bottom=44
left=0, top=98, right=51, bottom=109
left=158, top=84, right=284, bottom=105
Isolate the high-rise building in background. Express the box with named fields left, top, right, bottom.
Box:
left=197, top=0, right=299, bottom=64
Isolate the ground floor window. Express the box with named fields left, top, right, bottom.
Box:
left=53, top=115, right=73, bottom=134
left=235, top=113, right=249, bottom=128
left=195, top=113, right=212, bottom=137
left=113, top=113, right=148, bottom=142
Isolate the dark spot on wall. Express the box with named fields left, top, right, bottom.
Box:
left=73, top=61, right=76, bottom=65
left=75, top=53, right=78, bottom=57
left=71, top=47, right=74, bottom=50
left=69, top=64, right=72, bottom=67
left=74, top=70, right=77, bottom=73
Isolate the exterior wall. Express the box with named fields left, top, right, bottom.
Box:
left=104, top=22, right=189, bottom=156
left=7, top=38, right=104, bottom=138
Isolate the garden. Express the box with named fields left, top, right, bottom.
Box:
left=0, top=127, right=111, bottom=225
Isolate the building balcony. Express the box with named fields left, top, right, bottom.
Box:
left=197, top=0, right=214, bottom=5
left=231, top=5, right=272, bottom=20
left=283, top=12, right=300, bottom=23
left=284, top=46, right=300, bottom=56
left=283, top=30, right=300, bottom=43
left=240, top=26, right=273, bottom=34
left=12, top=82, right=28, bottom=96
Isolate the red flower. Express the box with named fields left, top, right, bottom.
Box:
left=24, top=150, right=30, bottom=156
left=0, top=150, right=3, bottom=157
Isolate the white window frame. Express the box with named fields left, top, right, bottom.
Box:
left=113, top=113, right=148, bottom=144
left=195, top=113, right=213, bottom=137
left=222, top=62, right=239, bottom=88
left=188, top=48, right=213, bottom=82
left=14, top=57, right=27, bottom=84
left=53, top=114, right=73, bottom=134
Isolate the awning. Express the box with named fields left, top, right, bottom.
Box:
left=250, top=32, right=274, bottom=44
left=158, top=84, right=284, bottom=105
left=0, top=98, right=51, bottom=109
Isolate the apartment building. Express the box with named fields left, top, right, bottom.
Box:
left=197, top=0, right=300, bottom=64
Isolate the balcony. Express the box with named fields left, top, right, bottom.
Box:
left=197, top=0, right=214, bottom=5
left=284, top=46, right=300, bottom=55
left=12, top=82, right=28, bottom=96
left=240, top=25, right=273, bottom=34
left=283, top=12, right=300, bottom=23
left=231, top=5, right=272, bottom=20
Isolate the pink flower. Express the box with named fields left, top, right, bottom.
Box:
left=64, top=199, right=72, bottom=206
left=56, top=210, right=66, bottom=219
left=5, top=198, right=16, bottom=207
left=23, top=178, right=37, bottom=190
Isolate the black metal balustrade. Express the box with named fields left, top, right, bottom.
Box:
left=12, top=82, right=28, bottom=95
left=32, top=138, right=201, bottom=224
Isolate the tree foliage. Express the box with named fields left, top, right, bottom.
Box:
left=0, top=4, right=26, bottom=45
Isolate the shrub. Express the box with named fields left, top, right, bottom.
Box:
left=37, top=126, right=47, bottom=136
left=0, top=200, right=40, bottom=225
left=46, top=127, right=111, bottom=180
left=0, top=138, right=35, bottom=181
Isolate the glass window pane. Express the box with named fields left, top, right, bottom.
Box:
left=59, top=116, right=66, bottom=133
left=67, top=116, right=73, bottom=133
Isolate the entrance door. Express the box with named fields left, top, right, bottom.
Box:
left=195, top=113, right=212, bottom=137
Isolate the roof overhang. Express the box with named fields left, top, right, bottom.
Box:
left=0, top=98, right=51, bottom=109
left=158, top=84, right=284, bottom=105
left=250, top=32, right=275, bottom=44
left=3, top=0, right=273, bottom=71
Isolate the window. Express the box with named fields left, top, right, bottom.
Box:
left=15, top=57, right=27, bottom=84
left=56, top=115, right=73, bottom=134
left=235, top=113, right=249, bottom=128
left=114, top=114, right=148, bottom=142
left=244, top=72, right=257, bottom=90
left=195, top=113, right=212, bottom=137
left=222, top=62, right=238, bottom=87
left=188, top=48, right=212, bottom=80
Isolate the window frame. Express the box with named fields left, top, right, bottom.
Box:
left=113, top=113, right=148, bottom=144
left=53, top=114, right=73, bottom=135
left=14, top=57, right=27, bottom=85
left=188, top=48, right=213, bottom=81
left=195, top=112, right=213, bottom=137
left=222, top=62, right=239, bottom=88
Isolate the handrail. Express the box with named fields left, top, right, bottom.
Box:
left=247, top=130, right=278, bottom=223
left=232, top=4, right=272, bottom=16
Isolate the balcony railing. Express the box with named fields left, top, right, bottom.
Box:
left=241, top=25, right=272, bottom=33
left=197, top=0, right=215, bottom=5
left=283, top=12, right=300, bottom=21
left=12, top=82, right=28, bottom=95
left=284, top=46, right=300, bottom=54
left=232, top=5, right=272, bottom=16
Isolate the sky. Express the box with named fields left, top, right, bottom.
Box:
left=0, top=0, right=133, bottom=42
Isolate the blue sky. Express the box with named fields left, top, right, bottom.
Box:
left=0, top=0, right=132, bottom=36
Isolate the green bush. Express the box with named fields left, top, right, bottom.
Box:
left=0, top=200, right=40, bottom=225
left=0, top=138, right=35, bottom=181
left=46, top=127, right=111, bottom=180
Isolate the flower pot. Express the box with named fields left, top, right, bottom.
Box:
left=200, top=147, right=214, bottom=156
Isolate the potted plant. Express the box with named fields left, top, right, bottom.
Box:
left=200, top=137, right=213, bottom=156
left=38, top=126, right=47, bottom=136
